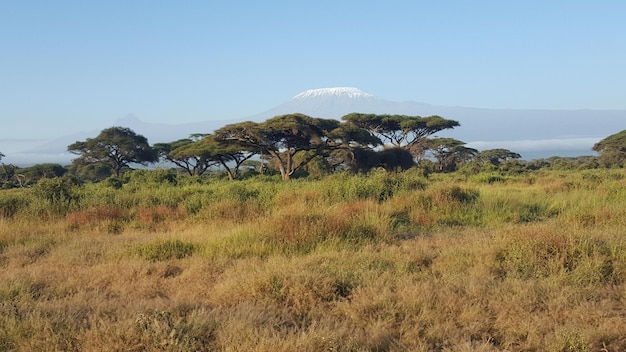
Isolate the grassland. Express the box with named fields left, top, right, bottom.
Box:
left=0, top=168, right=625, bottom=351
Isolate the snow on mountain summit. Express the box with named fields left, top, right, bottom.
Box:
left=291, top=87, right=375, bottom=100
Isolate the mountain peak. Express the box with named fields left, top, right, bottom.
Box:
left=114, top=113, right=143, bottom=126
left=291, top=87, right=375, bottom=100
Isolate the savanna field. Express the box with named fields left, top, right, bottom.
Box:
left=1, top=169, right=625, bottom=351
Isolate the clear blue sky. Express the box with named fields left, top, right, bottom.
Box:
left=1, top=0, right=625, bottom=141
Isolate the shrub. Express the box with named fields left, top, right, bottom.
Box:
left=493, top=228, right=624, bottom=284
left=435, top=185, right=479, bottom=204
left=126, top=169, right=178, bottom=186
left=516, top=203, right=559, bottom=223
left=0, top=194, right=29, bottom=218
left=321, top=170, right=426, bottom=202
left=104, top=176, right=124, bottom=189
left=135, top=239, right=196, bottom=261
left=33, top=176, right=81, bottom=205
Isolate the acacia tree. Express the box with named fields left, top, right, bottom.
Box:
left=215, top=114, right=342, bottom=181
left=198, top=135, right=255, bottom=180
left=342, top=113, right=460, bottom=157
left=426, top=138, right=478, bottom=172
left=154, top=135, right=215, bottom=176
left=476, top=148, right=522, bottom=167
left=593, top=130, right=626, bottom=167
left=326, top=124, right=383, bottom=171
left=67, top=162, right=112, bottom=182
left=68, top=127, right=157, bottom=177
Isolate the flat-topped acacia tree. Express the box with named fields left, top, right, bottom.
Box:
left=154, top=135, right=216, bottom=176
left=214, top=113, right=382, bottom=180
left=197, top=134, right=256, bottom=180
left=215, top=114, right=342, bottom=181
left=68, top=127, right=157, bottom=177
left=342, top=113, right=460, bottom=158
left=154, top=134, right=255, bottom=179
left=426, top=137, right=478, bottom=172
left=476, top=148, right=522, bottom=167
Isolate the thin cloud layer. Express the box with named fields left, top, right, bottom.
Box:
left=467, top=137, right=600, bottom=153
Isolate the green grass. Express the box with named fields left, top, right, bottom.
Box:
left=134, top=239, right=197, bottom=261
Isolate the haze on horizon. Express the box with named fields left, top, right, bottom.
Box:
left=1, top=1, right=625, bottom=164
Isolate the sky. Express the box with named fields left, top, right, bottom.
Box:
left=1, top=0, right=625, bottom=150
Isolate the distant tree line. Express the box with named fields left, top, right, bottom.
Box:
left=1, top=117, right=624, bottom=187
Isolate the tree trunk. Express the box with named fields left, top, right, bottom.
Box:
left=268, top=151, right=290, bottom=181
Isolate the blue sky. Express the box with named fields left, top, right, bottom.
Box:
left=1, top=0, right=625, bottom=143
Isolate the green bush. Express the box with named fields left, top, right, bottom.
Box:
left=0, top=194, right=29, bottom=218
left=321, top=170, right=427, bottom=202
left=517, top=203, right=559, bottom=223
left=33, top=176, right=81, bottom=205
left=135, top=239, right=197, bottom=261
left=436, top=185, right=479, bottom=204
left=104, top=176, right=124, bottom=189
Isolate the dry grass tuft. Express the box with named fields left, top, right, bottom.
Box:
left=66, top=206, right=129, bottom=227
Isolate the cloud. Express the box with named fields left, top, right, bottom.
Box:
left=466, top=137, right=601, bottom=153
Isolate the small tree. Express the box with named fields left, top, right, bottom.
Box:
left=67, top=161, right=113, bottom=182
left=68, top=127, right=158, bottom=177
left=34, top=175, right=81, bottom=206
left=476, top=149, right=522, bottom=167
left=154, top=135, right=215, bottom=176
left=0, top=152, right=18, bottom=186
left=427, top=138, right=477, bottom=172
left=21, top=163, right=68, bottom=180
left=593, top=130, right=626, bottom=167
left=199, top=135, right=255, bottom=180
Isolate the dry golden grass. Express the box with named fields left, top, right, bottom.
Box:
left=0, top=170, right=625, bottom=351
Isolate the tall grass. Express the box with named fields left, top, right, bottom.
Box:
left=0, top=168, right=625, bottom=350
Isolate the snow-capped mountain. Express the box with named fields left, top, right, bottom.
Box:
left=292, top=87, right=375, bottom=99
left=251, top=87, right=430, bottom=120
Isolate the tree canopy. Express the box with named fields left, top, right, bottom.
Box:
left=342, top=113, right=460, bottom=157
left=68, top=127, right=158, bottom=177
left=0, top=152, right=17, bottom=184
left=476, top=148, right=522, bottom=166
left=215, top=114, right=342, bottom=180
left=154, top=135, right=215, bottom=176
left=426, top=138, right=478, bottom=172
left=196, top=134, right=255, bottom=180
left=593, top=130, right=626, bottom=167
